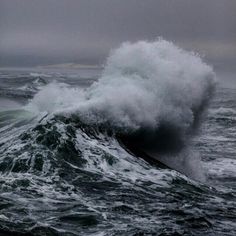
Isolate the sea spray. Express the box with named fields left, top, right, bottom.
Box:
left=28, top=39, right=215, bottom=132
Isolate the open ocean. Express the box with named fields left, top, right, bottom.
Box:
left=0, top=41, right=235, bottom=235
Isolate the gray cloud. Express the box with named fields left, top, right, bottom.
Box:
left=0, top=0, right=236, bottom=71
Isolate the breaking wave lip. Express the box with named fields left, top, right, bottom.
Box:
left=25, top=39, right=216, bottom=179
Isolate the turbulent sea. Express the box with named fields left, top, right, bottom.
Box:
left=0, top=41, right=235, bottom=235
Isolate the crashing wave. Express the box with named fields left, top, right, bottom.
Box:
left=25, top=39, right=215, bottom=177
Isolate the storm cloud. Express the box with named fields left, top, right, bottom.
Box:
left=0, top=0, right=236, bottom=71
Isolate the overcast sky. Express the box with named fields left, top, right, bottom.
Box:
left=0, top=0, right=235, bottom=71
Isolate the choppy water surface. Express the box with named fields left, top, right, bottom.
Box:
left=0, top=41, right=235, bottom=236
